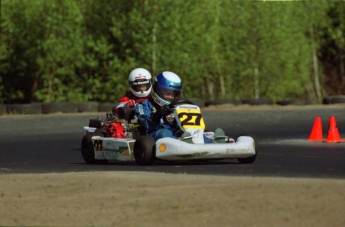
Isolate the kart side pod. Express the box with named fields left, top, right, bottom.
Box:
left=155, top=136, right=256, bottom=161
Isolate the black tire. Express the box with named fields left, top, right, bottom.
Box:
left=205, top=99, right=241, bottom=107
left=89, top=119, right=103, bottom=128
left=276, top=100, right=312, bottom=106
left=134, top=135, right=156, bottom=165
left=238, top=154, right=256, bottom=164
left=77, top=102, right=99, bottom=112
left=81, top=132, right=108, bottom=164
left=236, top=135, right=257, bottom=164
left=98, top=103, right=114, bottom=112
left=118, top=107, right=134, bottom=121
left=241, top=98, right=273, bottom=105
left=331, top=95, right=345, bottom=104
left=323, top=95, right=345, bottom=104
left=168, top=99, right=195, bottom=108
left=6, top=103, right=42, bottom=114
left=322, top=96, right=332, bottom=104
left=0, top=104, right=7, bottom=115
left=42, top=102, right=78, bottom=114
left=189, top=98, right=205, bottom=108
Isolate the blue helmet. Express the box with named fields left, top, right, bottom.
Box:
left=151, top=71, right=182, bottom=106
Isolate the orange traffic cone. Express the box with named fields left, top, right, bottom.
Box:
left=308, top=117, right=323, bottom=142
left=325, top=116, right=342, bottom=143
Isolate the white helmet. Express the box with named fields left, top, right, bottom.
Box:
left=128, top=68, right=152, bottom=98
left=151, top=71, right=182, bottom=106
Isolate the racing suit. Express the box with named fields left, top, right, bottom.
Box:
left=134, top=98, right=214, bottom=143
left=134, top=98, right=177, bottom=140
left=107, top=92, right=149, bottom=138
left=113, top=92, right=148, bottom=118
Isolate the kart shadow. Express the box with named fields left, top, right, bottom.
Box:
left=111, top=159, right=240, bottom=166
left=72, top=148, right=241, bottom=167
left=73, top=159, right=240, bottom=167
left=153, top=159, right=241, bottom=166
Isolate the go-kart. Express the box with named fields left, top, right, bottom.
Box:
left=81, top=99, right=256, bottom=165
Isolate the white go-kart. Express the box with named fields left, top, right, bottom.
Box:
left=81, top=99, right=256, bottom=165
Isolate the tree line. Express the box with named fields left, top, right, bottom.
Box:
left=1, top=0, right=344, bottom=104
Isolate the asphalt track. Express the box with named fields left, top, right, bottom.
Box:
left=0, top=105, right=344, bottom=178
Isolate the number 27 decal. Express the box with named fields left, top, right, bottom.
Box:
left=177, top=111, right=205, bottom=129
left=178, top=113, right=202, bottom=126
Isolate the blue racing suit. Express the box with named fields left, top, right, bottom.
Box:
left=134, top=99, right=177, bottom=140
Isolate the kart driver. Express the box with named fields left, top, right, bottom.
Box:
left=113, top=68, right=152, bottom=117
left=105, top=68, right=152, bottom=138
left=134, top=71, right=226, bottom=142
left=134, top=71, right=182, bottom=140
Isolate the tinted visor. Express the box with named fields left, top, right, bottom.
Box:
left=130, top=79, right=151, bottom=92
left=157, top=87, right=181, bottom=102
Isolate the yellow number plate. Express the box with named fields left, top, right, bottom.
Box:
left=176, top=108, right=205, bottom=129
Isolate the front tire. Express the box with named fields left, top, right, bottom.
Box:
left=81, top=132, right=108, bottom=164
left=237, top=154, right=256, bottom=164
left=134, top=135, right=156, bottom=165
left=237, top=135, right=257, bottom=164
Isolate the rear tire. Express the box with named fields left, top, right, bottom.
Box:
left=134, top=135, right=156, bottom=165
left=81, top=132, right=108, bottom=164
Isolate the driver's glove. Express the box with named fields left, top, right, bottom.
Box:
left=125, top=99, right=136, bottom=108
left=151, top=111, right=162, bottom=122
left=160, top=105, right=172, bottom=116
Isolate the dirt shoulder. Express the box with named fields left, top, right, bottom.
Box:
left=1, top=171, right=344, bottom=227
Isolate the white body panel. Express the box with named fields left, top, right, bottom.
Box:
left=155, top=136, right=255, bottom=160
left=84, top=126, right=96, bottom=133
left=174, top=104, right=205, bottom=144
left=91, top=136, right=135, bottom=161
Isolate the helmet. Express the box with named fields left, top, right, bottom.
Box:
left=128, top=68, right=152, bottom=98
left=152, top=71, right=182, bottom=106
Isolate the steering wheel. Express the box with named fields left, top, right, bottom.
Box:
left=158, top=99, right=195, bottom=117
left=168, top=99, right=195, bottom=108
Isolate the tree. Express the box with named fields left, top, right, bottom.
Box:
left=1, top=0, right=43, bottom=103
left=320, top=1, right=345, bottom=94
left=34, top=0, right=85, bottom=102
left=0, top=0, right=342, bottom=104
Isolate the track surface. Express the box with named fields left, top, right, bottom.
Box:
left=1, top=105, right=344, bottom=178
